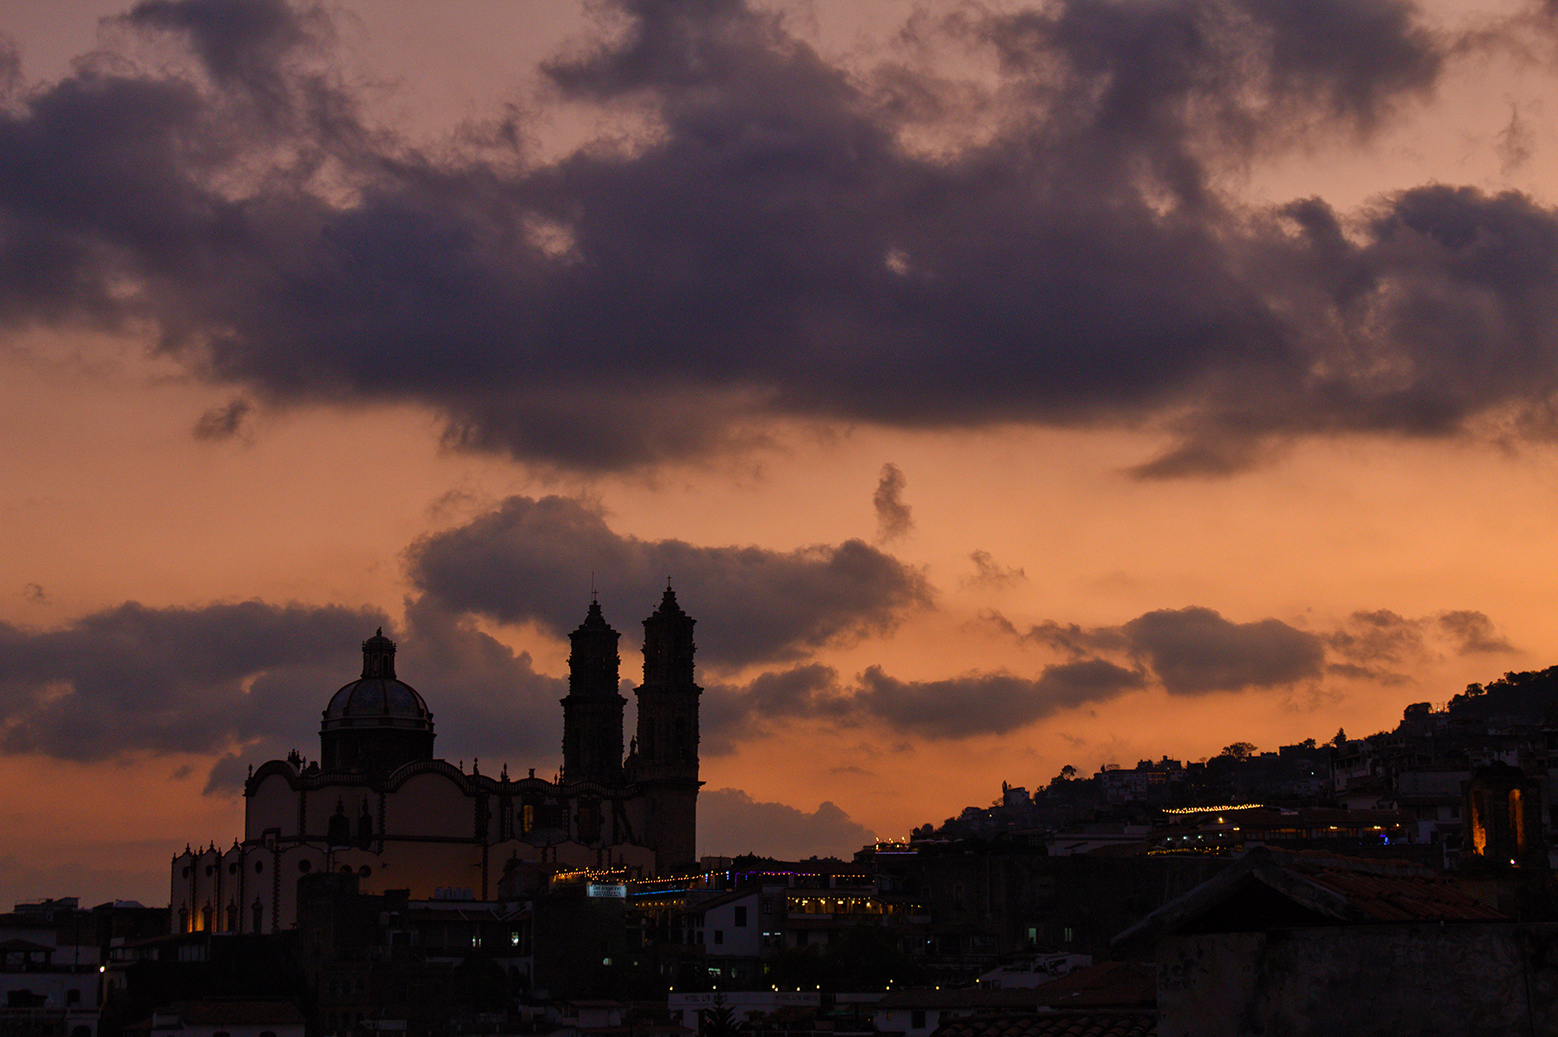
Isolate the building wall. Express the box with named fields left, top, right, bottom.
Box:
left=177, top=598, right=702, bottom=931
left=702, top=893, right=762, bottom=958
left=0, top=970, right=98, bottom=1009
left=175, top=757, right=668, bottom=933
left=1157, top=923, right=1558, bottom=1037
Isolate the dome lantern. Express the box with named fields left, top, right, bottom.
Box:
left=320, top=629, right=435, bottom=774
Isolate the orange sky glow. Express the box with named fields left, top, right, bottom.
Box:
left=5, top=0, right=1558, bottom=907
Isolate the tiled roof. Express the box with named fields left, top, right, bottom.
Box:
left=1279, top=853, right=1504, bottom=922
left=933, top=1010, right=1156, bottom=1037
left=1112, top=846, right=1506, bottom=951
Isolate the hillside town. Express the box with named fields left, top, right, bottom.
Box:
left=15, top=0, right=1558, bottom=1033
left=9, top=624, right=1558, bottom=1037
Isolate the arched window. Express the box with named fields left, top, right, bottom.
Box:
left=251, top=899, right=264, bottom=932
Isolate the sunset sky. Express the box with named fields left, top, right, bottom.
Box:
left=6, top=0, right=1558, bottom=908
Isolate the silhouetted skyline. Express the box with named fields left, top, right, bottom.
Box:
left=3, top=0, right=1558, bottom=907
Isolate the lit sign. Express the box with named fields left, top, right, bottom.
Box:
left=588, top=884, right=627, bottom=898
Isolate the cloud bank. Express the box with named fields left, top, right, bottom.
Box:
left=406, top=494, right=932, bottom=668
left=1007, top=604, right=1514, bottom=692
left=1, top=0, right=1556, bottom=475
left=699, top=787, right=875, bottom=859
left=0, top=598, right=566, bottom=790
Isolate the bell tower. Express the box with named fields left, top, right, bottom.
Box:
left=631, top=586, right=701, bottom=871
left=561, top=596, right=625, bottom=786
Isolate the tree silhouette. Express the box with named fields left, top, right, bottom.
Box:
left=701, top=996, right=745, bottom=1037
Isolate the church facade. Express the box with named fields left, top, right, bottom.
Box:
left=170, top=590, right=702, bottom=934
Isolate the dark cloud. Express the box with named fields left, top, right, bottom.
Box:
left=0, top=597, right=565, bottom=791
left=700, top=787, right=875, bottom=859
left=701, top=663, right=848, bottom=753
left=873, top=463, right=912, bottom=542
left=0, top=600, right=380, bottom=763
left=1321, top=608, right=1514, bottom=679
left=1323, top=608, right=1424, bottom=673
left=854, top=659, right=1144, bottom=738
left=201, top=595, right=568, bottom=791
left=391, top=595, right=570, bottom=774
left=1325, top=661, right=1411, bottom=684
left=704, top=654, right=1145, bottom=744
left=1007, top=616, right=1130, bottom=657
left=406, top=495, right=932, bottom=669
left=192, top=397, right=251, bottom=440
left=1005, top=604, right=1514, bottom=693
left=1002, top=606, right=1325, bottom=692
left=963, top=550, right=1027, bottom=589
left=1496, top=102, right=1534, bottom=173
left=10, top=0, right=1554, bottom=477
left=122, top=0, right=322, bottom=107
left=0, top=36, right=19, bottom=97
left=1121, top=607, right=1325, bottom=694
left=1439, top=610, right=1515, bottom=654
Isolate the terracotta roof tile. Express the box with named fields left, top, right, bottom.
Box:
left=1288, top=856, right=1506, bottom=922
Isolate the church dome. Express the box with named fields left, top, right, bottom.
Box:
left=319, top=629, right=435, bottom=773
left=322, top=679, right=432, bottom=726
left=321, top=629, right=433, bottom=730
